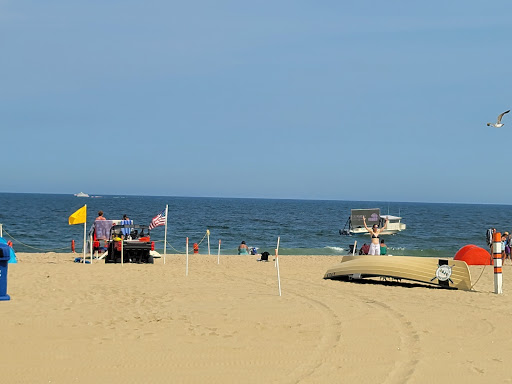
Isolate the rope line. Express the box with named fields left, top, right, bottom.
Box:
left=2, top=227, right=210, bottom=254
left=165, top=241, right=185, bottom=254
left=470, top=264, right=488, bottom=290
left=197, top=230, right=208, bottom=246
left=3, top=229, right=75, bottom=252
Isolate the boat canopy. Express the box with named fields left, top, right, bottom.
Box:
left=379, top=215, right=402, bottom=221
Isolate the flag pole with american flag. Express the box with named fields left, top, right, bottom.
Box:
left=149, top=205, right=168, bottom=264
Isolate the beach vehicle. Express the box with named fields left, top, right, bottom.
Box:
left=339, top=208, right=406, bottom=236
left=104, top=224, right=154, bottom=264
left=324, top=255, right=472, bottom=290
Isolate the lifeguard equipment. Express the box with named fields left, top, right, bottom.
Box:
left=193, top=243, right=199, bottom=254
left=0, top=243, right=11, bottom=300
left=493, top=232, right=503, bottom=294
left=71, top=239, right=75, bottom=253
left=454, top=244, right=492, bottom=265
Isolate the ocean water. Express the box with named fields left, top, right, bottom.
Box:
left=0, top=193, right=510, bottom=257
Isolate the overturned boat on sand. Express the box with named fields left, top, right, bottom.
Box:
left=324, top=255, right=472, bottom=291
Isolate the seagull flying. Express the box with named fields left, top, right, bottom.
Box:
left=487, top=110, right=510, bottom=128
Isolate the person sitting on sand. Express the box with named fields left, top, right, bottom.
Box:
left=96, top=210, right=106, bottom=221
left=363, top=216, right=389, bottom=255
left=238, top=241, right=249, bottom=255
left=359, top=243, right=370, bottom=255
left=380, top=239, right=387, bottom=255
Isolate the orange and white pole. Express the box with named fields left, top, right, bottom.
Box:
left=493, top=232, right=503, bottom=294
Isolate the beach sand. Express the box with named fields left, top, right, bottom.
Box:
left=1, top=253, right=511, bottom=383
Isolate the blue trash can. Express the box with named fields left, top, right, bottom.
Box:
left=0, top=244, right=11, bottom=301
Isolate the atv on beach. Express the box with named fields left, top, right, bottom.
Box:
left=105, top=224, right=154, bottom=264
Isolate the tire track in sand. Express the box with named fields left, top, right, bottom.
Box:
left=284, top=276, right=421, bottom=384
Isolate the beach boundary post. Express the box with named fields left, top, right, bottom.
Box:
left=186, top=237, right=189, bottom=276
left=493, top=232, right=503, bottom=294
left=352, top=240, right=357, bottom=256
left=275, top=237, right=280, bottom=268
left=90, top=234, right=93, bottom=264
left=163, top=204, right=168, bottom=265
left=275, top=241, right=282, bottom=297
left=217, top=239, right=221, bottom=265
left=121, top=235, right=124, bottom=267
left=0, top=223, right=3, bottom=237
left=207, top=229, right=210, bottom=256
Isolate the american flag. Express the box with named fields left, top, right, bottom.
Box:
left=149, top=208, right=166, bottom=230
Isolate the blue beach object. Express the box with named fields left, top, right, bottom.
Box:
left=74, top=257, right=90, bottom=264
left=0, top=244, right=11, bottom=301
left=0, top=237, right=17, bottom=264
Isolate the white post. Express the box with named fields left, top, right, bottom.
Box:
left=164, top=204, right=168, bottom=264
left=217, top=239, right=221, bottom=265
left=0, top=223, right=3, bottom=238
left=82, top=204, right=87, bottom=264
left=352, top=240, right=357, bottom=256
left=275, top=236, right=280, bottom=268
left=83, top=220, right=87, bottom=264
left=186, top=237, right=189, bottom=276
left=90, top=235, right=93, bottom=264
left=207, top=229, right=210, bottom=256
left=121, top=235, right=124, bottom=267
left=276, top=248, right=282, bottom=296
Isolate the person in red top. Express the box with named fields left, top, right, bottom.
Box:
left=96, top=210, right=106, bottom=221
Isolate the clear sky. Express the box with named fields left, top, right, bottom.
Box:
left=2, top=1, right=511, bottom=204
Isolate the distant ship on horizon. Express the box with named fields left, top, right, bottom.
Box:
left=74, top=192, right=89, bottom=198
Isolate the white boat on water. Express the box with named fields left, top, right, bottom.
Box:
left=74, top=192, right=90, bottom=198
left=340, top=208, right=406, bottom=236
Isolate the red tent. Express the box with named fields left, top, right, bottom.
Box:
left=454, top=244, right=492, bottom=265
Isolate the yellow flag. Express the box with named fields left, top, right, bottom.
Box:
left=69, top=205, right=87, bottom=225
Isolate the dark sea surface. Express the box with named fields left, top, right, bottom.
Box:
left=0, top=193, right=510, bottom=257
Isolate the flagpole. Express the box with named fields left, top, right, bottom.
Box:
left=83, top=204, right=87, bottom=264
left=164, top=204, right=168, bottom=264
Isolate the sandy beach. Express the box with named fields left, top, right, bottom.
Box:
left=1, top=253, right=511, bottom=383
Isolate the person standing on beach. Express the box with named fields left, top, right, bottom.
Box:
left=486, top=228, right=496, bottom=256
left=96, top=210, right=106, bottom=221
left=505, top=232, right=511, bottom=264
left=363, top=216, right=388, bottom=255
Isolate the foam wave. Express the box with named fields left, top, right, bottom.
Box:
left=324, top=246, right=345, bottom=253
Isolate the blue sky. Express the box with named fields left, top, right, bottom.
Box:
left=2, top=1, right=511, bottom=203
